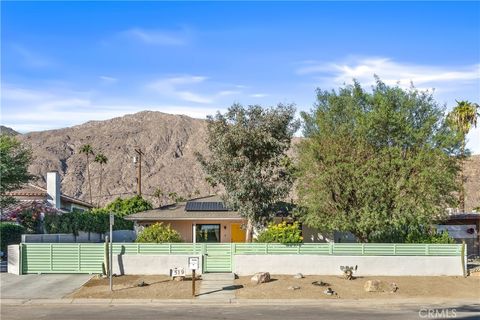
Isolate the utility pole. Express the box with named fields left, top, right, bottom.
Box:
left=133, top=147, right=144, bottom=196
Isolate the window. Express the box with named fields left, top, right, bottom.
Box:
left=195, top=224, right=220, bottom=243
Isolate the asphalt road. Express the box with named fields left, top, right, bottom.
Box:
left=2, top=304, right=480, bottom=320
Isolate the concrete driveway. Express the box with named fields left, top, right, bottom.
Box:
left=0, top=274, right=92, bottom=299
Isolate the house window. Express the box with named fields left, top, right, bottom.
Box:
left=195, top=224, right=220, bottom=243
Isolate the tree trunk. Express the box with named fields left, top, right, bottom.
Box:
left=97, top=164, right=103, bottom=207
left=86, top=155, right=93, bottom=205
left=459, top=141, right=466, bottom=213
left=245, top=219, right=254, bottom=242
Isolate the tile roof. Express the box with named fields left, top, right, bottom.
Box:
left=5, top=184, right=93, bottom=208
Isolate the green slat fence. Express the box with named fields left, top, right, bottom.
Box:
left=20, top=242, right=463, bottom=274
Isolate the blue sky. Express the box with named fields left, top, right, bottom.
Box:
left=1, top=1, right=479, bottom=152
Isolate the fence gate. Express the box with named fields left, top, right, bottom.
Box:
left=203, top=243, right=232, bottom=273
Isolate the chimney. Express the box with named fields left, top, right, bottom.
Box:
left=47, top=172, right=61, bottom=209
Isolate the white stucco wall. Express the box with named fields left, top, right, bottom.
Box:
left=112, top=254, right=202, bottom=275
left=7, top=245, right=20, bottom=275
left=233, top=255, right=464, bottom=276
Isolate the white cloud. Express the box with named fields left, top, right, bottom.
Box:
left=297, top=57, right=480, bottom=90
left=146, top=75, right=242, bottom=104
left=250, top=93, right=268, bottom=98
left=99, top=76, right=118, bottom=84
left=121, top=27, right=188, bottom=46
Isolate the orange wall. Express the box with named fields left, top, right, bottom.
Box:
left=137, top=219, right=246, bottom=243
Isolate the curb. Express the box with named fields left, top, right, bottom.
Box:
left=2, top=298, right=479, bottom=307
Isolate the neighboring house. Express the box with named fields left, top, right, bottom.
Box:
left=1, top=171, right=93, bottom=219
left=438, top=210, right=480, bottom=257
left=125, top=195, right=247, bottom=243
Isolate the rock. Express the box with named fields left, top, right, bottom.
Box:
left=312, top=280, right=329, bottom=287
left=287, top=286, right=300, bottom=290
left=174, top=276, right=185, bottom=281
left=250, top=272, right=271, bottom=284
left=136, top=281, right=149, bottom=287
left=323, top=287, right=335, bottom=296
left=364, top=280, right=398, bottom=293
left=293, top=273, right=304, bottom=279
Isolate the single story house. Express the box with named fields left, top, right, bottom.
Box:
left=438, top=211, right=480, bottom=257
left=1, top=171, right=93, bottom=220
left=125, top=195, right=248, bottom=243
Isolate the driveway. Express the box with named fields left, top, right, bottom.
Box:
left=0, top=274, right=92, bottom=299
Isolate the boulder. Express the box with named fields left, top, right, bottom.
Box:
left=293, top=273, right=304, bottom=279
left=250, top=272, right=271, bottom=284
left=288, top=285, right=301, bottom=290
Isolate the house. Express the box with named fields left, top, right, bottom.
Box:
left=1, top=171, right=93, bottom=219
left=125, top=195, right=248, bottom=243
left=438, top=211, right=480, bottom=258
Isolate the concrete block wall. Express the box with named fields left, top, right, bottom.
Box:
left=233, top=255, right=464, bottom=276
left=112, top=254, right=202, bottom=275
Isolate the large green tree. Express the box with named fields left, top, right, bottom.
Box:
left=296, top=79, right=461, bottom=242
left=447, top=100, right=479, bottom=212
left=197, top=103, right=299, bottom=242
left=0, top=135, right=33, bottom=209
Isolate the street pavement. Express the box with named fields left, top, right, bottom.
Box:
left=2, top=303, right=480, bottom=320
left=0, top=273, right=92, bottom=299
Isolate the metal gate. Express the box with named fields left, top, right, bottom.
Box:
left=203, top=243, right=232, bottom=273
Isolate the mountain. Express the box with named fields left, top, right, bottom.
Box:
left=0, top=125, right=19, bottom=136
left=17, top=111, right=215, bottom=207
left=13, top=111, right=480, bottom=211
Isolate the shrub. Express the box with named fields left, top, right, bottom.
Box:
left=43, top=209, right=133, bottom=235
left=0, top=223, right=24, bottom=254
left=255, top=221, right=303, bottom=243
left=136, top=223, right=183, bottom=243
left=104, top=196, right=153, bottom=218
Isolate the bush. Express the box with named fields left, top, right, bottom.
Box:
left=136, top=223, right=183, bottom=243
left=44, top=209, right=133, bottom=235
left=0, top=223, right=24, bottom=254
left=255, top=221, right=303, bottom=243
left=370, top=225, right=456, bottom=244
left=104, top=196, right=153, bottom=218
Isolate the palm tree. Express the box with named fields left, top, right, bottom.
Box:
left=94, top=153, right=108, bottom=207
left=153, top=187, right=164, bottom=207
left=79, top=144, right=94, bottom=204
left=447, top=100, right=479, bottom=212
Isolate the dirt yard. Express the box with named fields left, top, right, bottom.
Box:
left=234, top=275, right=480, bottom=300
left=69, top=274, right=480, bottom=300
left=68, top=275, right=199, bottom=299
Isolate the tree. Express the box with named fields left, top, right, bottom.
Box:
left=136, top=222, right=183, bottom=243
left=79, top=144, right=94, bottom=204
left=447, top=100, right=479, bottom=212
left=104, top=195, right=153, bottom=218
left=0, top=135, right=33, bottom=209
left=296, top=79, right=461, bottom=243
left=197, top=103, right=299, bottom=242
left=94, top=153, right=108, bottom=207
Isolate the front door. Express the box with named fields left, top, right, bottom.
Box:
left=203, top=243, right=232, bottom=273
left=231, top=223, right=246, bottom=242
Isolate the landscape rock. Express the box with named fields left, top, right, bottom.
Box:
left=323, top=287, right=335, bottom=296
left=312, top=280, right=329, bottom=287
left=250, top=272, right=271, bottom=285
left=287, top=285, right=301, bottom=290
left=293, top=273, right=304, bottom=279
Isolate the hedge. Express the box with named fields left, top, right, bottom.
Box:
left=0, top=222, right=24, bottom=254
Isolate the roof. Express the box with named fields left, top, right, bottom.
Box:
left=447, top=212, right=480, bottom=220
left=125, top=195, right=244, bottom=221
left=6, top=184, right=93, bottom=208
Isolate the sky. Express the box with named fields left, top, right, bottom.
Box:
left=1, top=1, right=479, bottom=153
